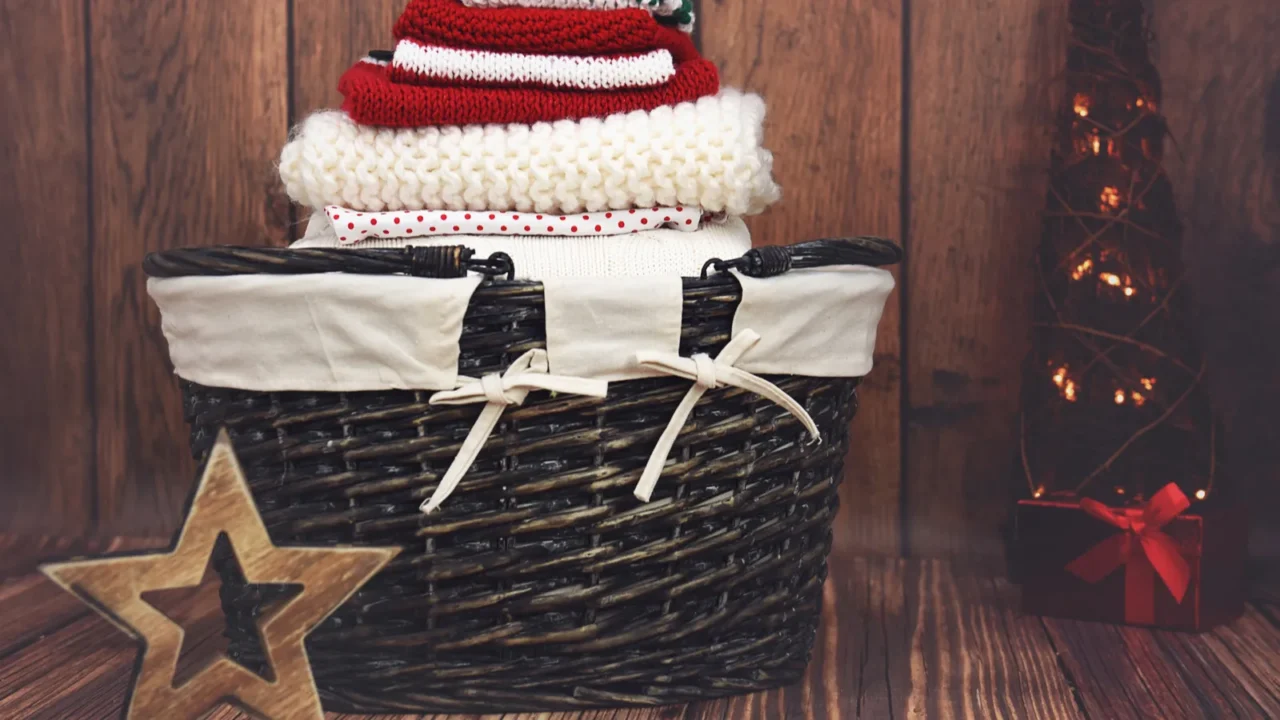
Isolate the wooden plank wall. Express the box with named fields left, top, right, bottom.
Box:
left=0, top=0, right=1274, bottom=553
left=90, top=1, right=291, bottom=535
left=0, top=0, right=93, bottom=534
left=1150, top=0, right=1280, bottom=552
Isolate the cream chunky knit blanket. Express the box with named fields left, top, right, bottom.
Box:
left=278, top=90, right=781, bottom=216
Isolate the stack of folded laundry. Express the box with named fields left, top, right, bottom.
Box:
left=279, top=0, right=782, bottom=278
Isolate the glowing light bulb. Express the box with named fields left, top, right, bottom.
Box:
left=1052, top=366, right=1068, bottom=388
left=1100, top=186, right=1122, bottom=210
left=1072, top=258, right=1094, bottom=281
left=1063, top=380, right=1077, bottom=402
left=1100, top=272, right=1122, bottom=287
left=1141, top=378, right=1156, bottom=390
left=1131, top=391, right=1146, bottom=407
left=1034, top=487, right=1045, bottom=499
left=1195, top=489, right=1207, bottom=500
left=1123, top=286, right=1136, bottom=298
left=1074, top=93, right=1091, bottom=117
left=1114, top=390, right=1126, bottom=405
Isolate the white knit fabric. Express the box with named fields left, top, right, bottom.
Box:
left=278, top=90, right=781, bottom=216
left=294, top=210, right=753, bottom=279
left=461, top=0, right=685, bottom=14
left=392, top=40, right=675, bottom=90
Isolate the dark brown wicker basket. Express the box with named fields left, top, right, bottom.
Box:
left=144, top=237, right=900, bottom=713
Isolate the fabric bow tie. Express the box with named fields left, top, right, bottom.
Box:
left=1065, top=483, right=1193, bottom=621
left=632, top=329, right=821, bottom=502
left=422, top=349, right=608, bottom=513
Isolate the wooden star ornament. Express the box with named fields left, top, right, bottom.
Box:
left=40, top=430, right=399, bottom=720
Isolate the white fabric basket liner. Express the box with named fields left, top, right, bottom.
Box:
left=148, top=265, right=895, bottom=393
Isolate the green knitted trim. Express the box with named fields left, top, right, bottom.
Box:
left=657, top=0, right=694, bottom=29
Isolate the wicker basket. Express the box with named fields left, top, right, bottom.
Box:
left=144, top=237, right=900, bottom=713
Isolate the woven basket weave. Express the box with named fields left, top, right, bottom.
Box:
left=145, top=237, right=900, bottom=713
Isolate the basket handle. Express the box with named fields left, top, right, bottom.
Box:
left=701, top=237, right=902, bottom=279
left=143, top=245, right=515, bottom=280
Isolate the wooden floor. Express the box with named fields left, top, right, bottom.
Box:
left=2, top=537, right=1280, bottom=719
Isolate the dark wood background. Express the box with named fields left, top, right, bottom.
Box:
left=1, top=0, right=1275, bottom=555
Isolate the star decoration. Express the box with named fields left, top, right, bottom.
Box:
left=41, top=430, right=399, bottom=720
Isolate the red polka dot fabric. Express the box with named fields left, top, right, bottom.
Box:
left=327, top=205, right=703, bottom=245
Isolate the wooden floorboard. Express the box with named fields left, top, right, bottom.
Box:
left=2, top=541, right=1278, bottom=719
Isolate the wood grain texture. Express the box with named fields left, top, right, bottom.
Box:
left=1149, top=0, right=1280, bottom=551
left=16, top=548, right=1279, bottom=720
left=721, top=556, right=911, bottom=719
left=1040, top=600, right=1280, bottom=719
left=1181, top=606, right=1280, bottom=716
left=903, top=560, right=1082, bottom=719
left=0, top=0, right=93, bottom=535
left=701, top=0, right=905, bottom=555
left=289, top=0, right=406, bottom=241
left=1148, top=611, right=1280, bottom=718
left=90, top=0, right=290, bottom=535
left=292, top=0, right=405, bottom=119
left=905, top=0, right=1067, bottom=555
left=0, top=612, right=140, bottom=720
left=40, top=434, right=397, bottom=720
left=1041, top=616, right=1260, bottom=719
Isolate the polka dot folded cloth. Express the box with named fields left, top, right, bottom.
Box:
left=459, top=0, right=695, bottom=32
left=327, top=206, right=704, bottom=244
left=339, top=0, right=719, bottom=127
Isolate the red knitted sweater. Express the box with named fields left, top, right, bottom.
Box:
left=340, top=0, right=721, bottom=127
left=388, top=25, right=702, bottom=89
left=393, top=0, right=665, bottom=55
left=340, top=57, right=719, bottom=127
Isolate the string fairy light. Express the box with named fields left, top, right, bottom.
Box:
left=1099, top=186, right=1122, bottom=211
left=1072, top=258, right=1094, bottom=280
left=1021, top=0, right=1219, bottom=504
left=1074, top=92, right=1091, bottom=117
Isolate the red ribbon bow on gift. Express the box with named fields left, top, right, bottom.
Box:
left=1065, top=483, right=1193, bottom=625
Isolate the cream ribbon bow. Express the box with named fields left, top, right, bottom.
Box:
left=422, top=349, right=608, bottom=513
left=633, top=329, right=821, bottom=502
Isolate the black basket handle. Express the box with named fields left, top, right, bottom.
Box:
left=144, top=245, right=515, bottom=280
left=701, top=237, right=902, bottom=278
left=143, top=237, right=900, bottom=280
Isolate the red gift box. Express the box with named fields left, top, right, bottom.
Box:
left=1015, top=484, right=1246, bottom=631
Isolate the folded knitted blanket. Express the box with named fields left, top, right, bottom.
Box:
left=388, top=25, right=700, bottom=91
left=389, top=42, right=678, bottom=90
left=461, top=0, right=685, bottom=15
left=345, top=2, right=717, bottom=126
left=459, top=0, right=695, bottom=31
left=280, top=90, right=781, bottom=216
left=342, top=55, right=716, bottom=126
left=394, top=0, right=668, bottom=55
